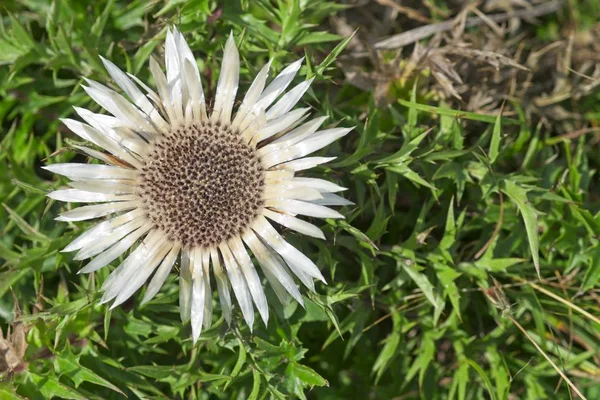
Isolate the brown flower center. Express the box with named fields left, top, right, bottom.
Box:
left=138, top=121, right=265, bottom=248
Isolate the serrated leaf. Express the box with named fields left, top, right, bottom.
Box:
left=224, top=339, right=247, bottom=390
left=11, top=178, right=47, bottom=195
left=398, top=99, right=520, bottom=125
left=54, top=354, right=125, bottom=396
left=3, top=203, right=50, bottom=242
left=132, top=40, right=159, bottom=74
left=449, top=363, right=469, bottom=400
left=23, top=372, right=86, bottom=400
left=407, top=79, right=419, bottom=129
left=0, top=268, right=30, bottom=299
left=231, top=340, right=247, bottom=378
left=335, top=220, right=377, bottom=250
left=501, top=180, right=540, bottom=277
left=404, top=333, right=435, bottom=388
left=297, top=31, right=341, bottom=45
left=0, top=383, right=26, bottom=399
left=103, top=308, right=111, bottom=342
left=440, top=197, right=456, bottom=250
left=474, top=258, right=525, bottom=271
left=128, top=365, right=229, bottom=384
left=436, top=264, right=461, bottom=319
left=372, top=330, right=400, bottom=383
left=400, top=260, right=440, bottom=309
left=376, top=128, right=430, bottom=164
left=288, top=363, right=328, bottom=387
left=249, top=368, right=261, bottom=400
left=386, top=164, right=438, bottom=193
left=91, top=0, right=114, bottom=39
left=433, top=161, right=470, bottom=203
left=126, top=365, right=175, bottom=379
left=7, top=14, right=35, bottom=49
left=314, top=29, right=357, bottom=76
left=46, top=298, right=89, bottom=315
left=489, top=112, right=502, bottom=163
left=463, top=359, right=498, bottom=400
left=582, top=245, right=600, bottom=291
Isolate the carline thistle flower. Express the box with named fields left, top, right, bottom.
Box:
left=45, top=28, right=353, bottom=342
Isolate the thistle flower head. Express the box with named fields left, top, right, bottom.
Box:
left=45, top=29, right=353, bottom=342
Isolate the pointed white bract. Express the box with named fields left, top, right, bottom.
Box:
left=46, top=28, right=353, bottom=344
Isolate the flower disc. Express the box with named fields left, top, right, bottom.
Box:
left=139, top=121, right=265, bottom=248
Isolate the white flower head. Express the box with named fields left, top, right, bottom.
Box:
left=45, top=28, right=353, bottom=342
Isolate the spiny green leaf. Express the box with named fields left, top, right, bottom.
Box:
left=249, top=368, right=261, bottom=400
left=386, top=164, right=438, bottom=193
left=582, top=245, right=600, bottom=291
left=489, top=111, right=502, bottom=163
left=463, top=359, right=498, bottom=400
left=372, top=330, right=400, bottom=383
left=0, top=383, right=26, bottom=399
left=288, top=363, right=328, bottom=387
left=399, top=260, right=440, bottom=309
left=436, top=264, right=461, bottom=319
left=22, top=372, right=86, bottom=400
left=501, top=180, right=540, bottom=277
left=399, top=99, right=520, bottom=125
left=2, top=203, right=50, bottom=242
left=54, top=353, right=125, bottom=396
left=314, top=29, right=357, bottom=77
left=11, top=179, right=47, bottom=195
left=473, top=258, right=526, bottom=271
left=224, top=338, right=247, bottom=390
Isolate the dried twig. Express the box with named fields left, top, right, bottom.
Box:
left=507, top=314, right=587, bottom=400
left=545, top=127, right=600, bottom=145
left=485, top=281, right=587, bottom=399
left=521, top=279, right=600, bottom=327
left=374, top=0, right=564, bottom=49
left=374, top=0, right=431, bottom=24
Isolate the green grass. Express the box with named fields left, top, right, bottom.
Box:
left=2, top=0, right=600, bottom=399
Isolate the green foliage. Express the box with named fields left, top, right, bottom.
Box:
left=1, top=0, right=600, bottom=399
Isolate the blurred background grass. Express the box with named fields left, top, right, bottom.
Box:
left=1, top=0, right=600, bottom=398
